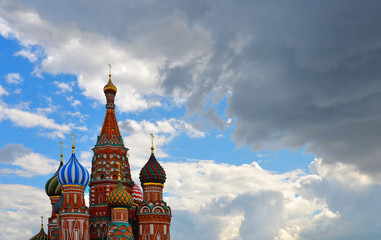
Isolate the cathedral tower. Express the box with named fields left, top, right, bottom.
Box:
left=44, top=142, right=64, bottom=237
left=137, top=138, right=171, bottom=240
left=57, top=136, right=90, bottom=240
left=106, top=164, right=134, bottom=239
left=89, top=70, right=133, bottom=239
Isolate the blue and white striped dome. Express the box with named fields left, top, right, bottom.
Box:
left=58, top=153, right=89, bottom=187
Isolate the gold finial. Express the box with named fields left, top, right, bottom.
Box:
left=60, top=141, right=64, bottom=162
left=71, top=134, right=75, bottom=154
left=40, top=216, right=43, bottom=229
left=117, top=162, right=121, bottom=181
left=103, top=64, right=117, bottom=94
left=150, top=133, right=154, bottom=153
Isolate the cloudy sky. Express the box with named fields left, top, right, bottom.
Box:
left=1, top=0, right=381, bottom=239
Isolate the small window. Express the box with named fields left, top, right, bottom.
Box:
left=146, top=235, right=149, bottom=240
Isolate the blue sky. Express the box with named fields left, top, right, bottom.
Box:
left=1, top=1, right=381, bottom=240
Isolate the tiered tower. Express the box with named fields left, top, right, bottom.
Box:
left=138, top=137, right=172, bottom=240
left=44, top=142, right=64, bottom=237
left=89, top=70, right=133, bottom=239
left=106, top=164, right=134, bottom=239
left=57, top=136, right=90, bottom=240
left=32, top=68, right=173, bottom=240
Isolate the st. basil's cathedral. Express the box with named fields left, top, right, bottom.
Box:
left=29, top=72, right=172, bottom=240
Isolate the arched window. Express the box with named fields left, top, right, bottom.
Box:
left=97, top=225, right=101, bottom=238
left=99, top=175, right=104, bottom=180
left=90, top=225, right=94, bottom=234
left=102, top=224, right=108, bottom=237
left=99, top=194, right=103, bottom=204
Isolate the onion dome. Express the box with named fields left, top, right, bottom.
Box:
left=53, top=194, right=64, bottom=214
left=29, top=217, right=49, bottom=240
left=103, top=72, right=117, bottom=94
left=132, top=182, right=143, bottom=203
left=139, top=145, right=166, bottom=184
left=107, top=180, right=133, bottom=208
left=45, top=146, right=64, bottom=197
left=57, top=139, right=89, bottom=187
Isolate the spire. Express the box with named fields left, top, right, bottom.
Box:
left=60, top=141, right=63, bottom=163
left=106, top=163, right=133, bottom=208
left=140, top=135, right=166, bottom=184
left=71, top=133, right=75, bottom=154
left=29, top=217, right=49, bottom=240
left=103, top=64, right=117, bottom=95
left=150, top=133, right=155, bottom=154
left=97, top=67, right=123, bottom=145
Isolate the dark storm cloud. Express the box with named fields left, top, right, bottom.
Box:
left=4, top=0, right=381, bottom=175
left=162, top=1, right=381, bottom=176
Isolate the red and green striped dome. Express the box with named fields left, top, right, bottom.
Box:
left=107, top=180, right=133, bottom=208
left=139, top=153, right=166, bottom=184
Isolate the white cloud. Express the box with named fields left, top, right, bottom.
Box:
left=0, top=103, right=71, bottom=139
left=67, top=111, right=88, bottom=123
left=0, top=157, right=380, bottom=240
left=0, top=1, right=213, bottom=113
left=158, top=158, right=381, bottom=240
left=120, top=118, right=205, bottom=168
left=0, top=184, right=51, bottom=240
left=14, top=88, right=22, bottom=94
left=5, top=72, right=23, bottom=84
left=14, top=46, right=42, bottom=62
left=309, top=158, right=375, bottom=186
left=71, top=99, right=81, bottom=108
left=0, top=144, right=58, bottom=177
left=0, top=84, right=8, bottom=96
left=53, top=80, right=73, bottom=93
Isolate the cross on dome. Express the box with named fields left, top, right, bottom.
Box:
left=150, top=133, right=155, bottom=153
left=71, top=133, right=75, bottom=153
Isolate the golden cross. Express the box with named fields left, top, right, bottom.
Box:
left=41, top=216, right=43, bottom=228
left=150, top=133, right=154, bottom=147
left=71, top=134, right=75, bottom=153
left=108, top=64, right=112, bottom=76
left=59, top=141, right=64, bottom=161
left=150, top=133, right=155, bottom=153
left=60, top=141, right=63, bottom=154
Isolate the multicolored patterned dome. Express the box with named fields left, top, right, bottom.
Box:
left=107, top=180, right=133, bottom=208
left=132, top=182, right=143, bottom=203
left=107, top=222, right=133, bottom=240
left=53, top=194, right=64, bottom=214
left=58, top=152, right=89, bottom=187
left=29, top=217, right=49, bottom=240
left=139, top=152, right=166, bottom=184
left=45, top=159, right=63, bottom=197
left=29, top=228, right=49, bottom=240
